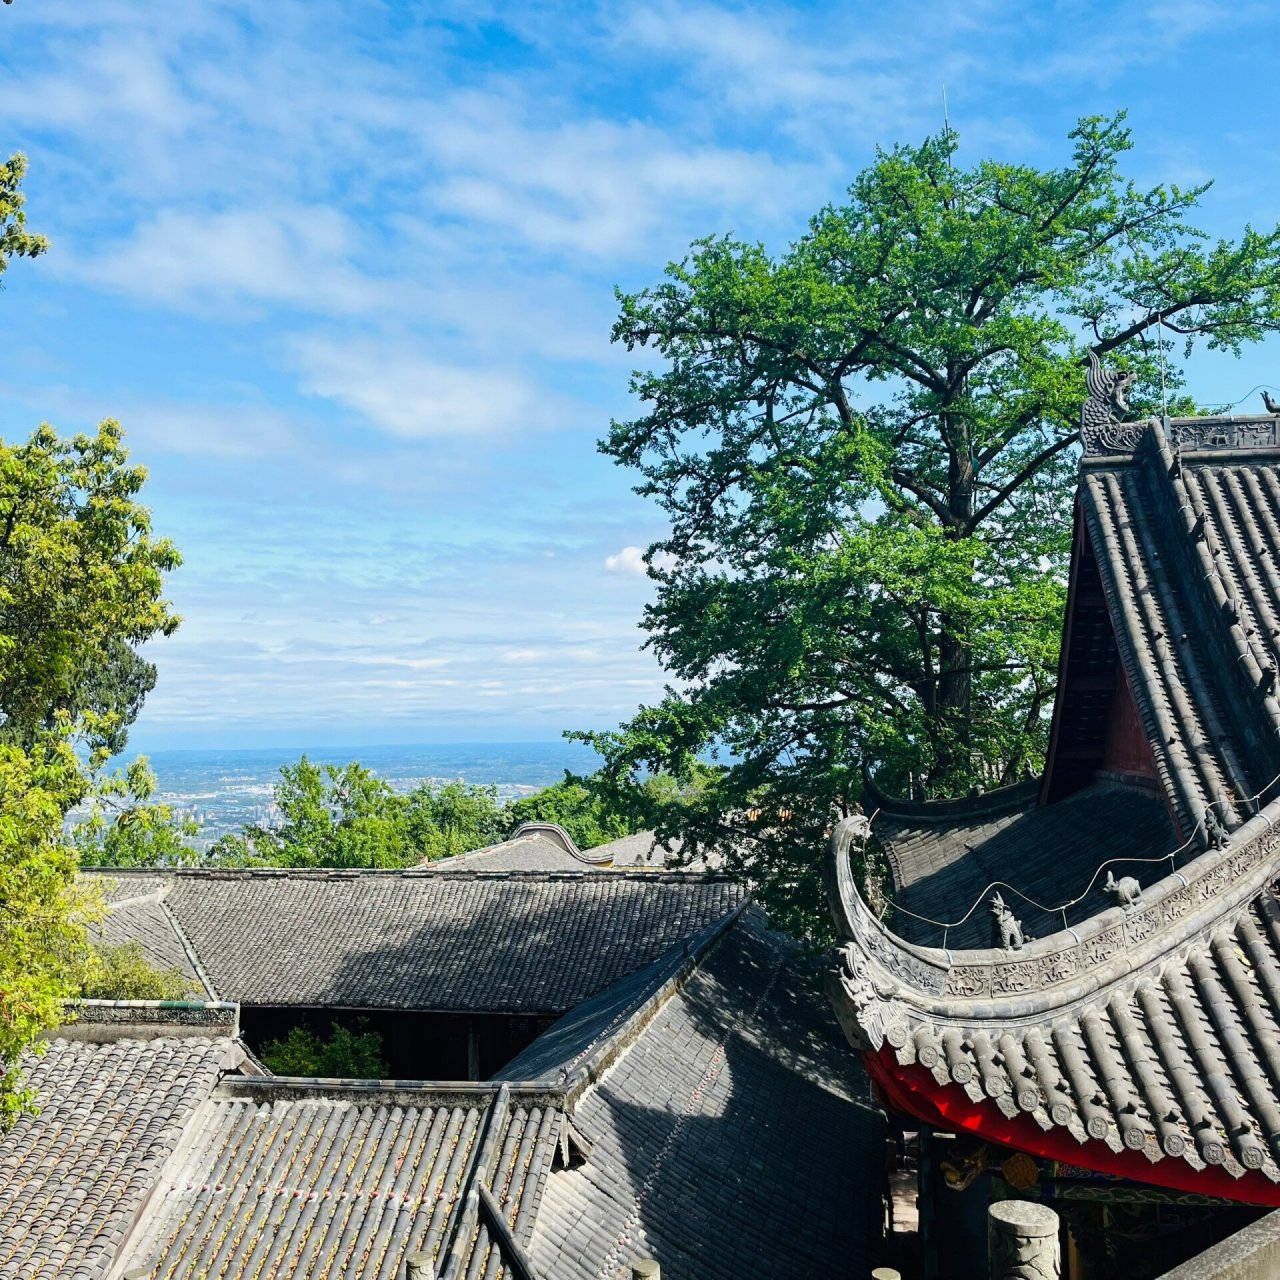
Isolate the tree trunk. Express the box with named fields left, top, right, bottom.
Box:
left=933, top=417, right=976, bottom=790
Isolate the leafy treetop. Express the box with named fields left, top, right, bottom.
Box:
left=0, top=420, right=181, bottom=763
left=0, top=155, right=182, bottom=1124
left=258, top=1020, right=388, bottom=1079
left=579, top=113, right=1280, bottom=935
left=0, top=154, right=47, bottom=284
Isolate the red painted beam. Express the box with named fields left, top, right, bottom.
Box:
left=868, top=1048, right=1280, bottom=1207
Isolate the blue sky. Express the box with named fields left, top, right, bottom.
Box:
left=3, top=0, right=1280, bottom=750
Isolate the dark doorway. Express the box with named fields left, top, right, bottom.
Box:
left=238, top=1005, right=558, bottom=1080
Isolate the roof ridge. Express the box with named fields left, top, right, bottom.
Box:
left=864, top=774, right=1039, bottom=825
left=1152, top=425, right=1280, bottom=806
left=554, top=905, right=750, bottom=1100
left=828, top=788, right=1280, bottom=1022
left=158, top=896, right=220, bottom=1001
left=131, top=865, right=732, bottom=882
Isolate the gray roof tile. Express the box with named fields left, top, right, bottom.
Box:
left=91, top=893, right=201, bottom=985
left=885, top=886, right=1280, bottom=1185
left=122, top=1080, right=561, bottom=1280
left=436, top=833, right=610, bottom=872
left=829, top=414, right=1280, bottom=1202
left=98, top=870, right=744, bottom=1013
left=0, top=1036, right=236, bottom=1280
left=1078, top=426, right=1280, bottom=837
left=529, top=912, right=886, bottom=1280
left=876, top=781, right=1176, bottom=947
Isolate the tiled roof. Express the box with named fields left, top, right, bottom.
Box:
left=90, top=886, right=204, bottom=988
left=123, top=1079, right=561, bottom=1280
left=875, top=780, right=1176, bottom=947
left=1075, top=420, right=1280, bottom=837
left=528, top=911, right=886, bottom=1280
left=0, top=1035, right=240, bottom=1280
left=8, top=904, right=885, bottom=1279
left=827, top=412, right=1280, bottom=1203
left=497, top=913, right=741, bottom=1084
left=592, top=831, right=682, bottom=867
left=885, top=882, right=1280, bottom=1186
left=95, top=869, right=745, bottom=1013
left=438, top=831, right=610, bottom=871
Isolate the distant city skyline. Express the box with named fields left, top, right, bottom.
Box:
left=5, top=1, right=1280, bottom=747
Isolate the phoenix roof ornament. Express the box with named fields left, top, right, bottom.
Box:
left=1081, top=350, right=1141, bottom=455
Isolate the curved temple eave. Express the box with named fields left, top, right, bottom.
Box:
left=825, top=796, right=1280, bottom=1023
left=866, top=1048, right=1280, bottom=1208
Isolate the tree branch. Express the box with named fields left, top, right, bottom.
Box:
left=969, top=432, right=1079, bottom=528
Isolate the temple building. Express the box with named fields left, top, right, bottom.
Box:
left=827, top=385, right=1280, bottom=1277
left=1, top=845, right=885, bottom=1278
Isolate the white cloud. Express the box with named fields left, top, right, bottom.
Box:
left=420, top=95, right=822, bottom=257
left=605, top=545, right=676, bottom=576
left=287, top=334, right=582, bottom=438
left=612, top=1, right=988, bottom=142
left=604, top=545, right=648, bottom=575
left=67, top=207, right=401, bottom=317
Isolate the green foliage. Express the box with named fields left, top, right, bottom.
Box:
left=584, top=114, right=1280, bottom=936
left=80, top=941, right=193, bottom=1001
left=211, top=757, right=411, bottom=868
left=0, top=154, right=47, bottom=281
left=407, top=779, right=506, bottom=858
left=208, top=759, right=508, bottom=867
left=71, top=756, right=198, bottom=868
left=0, top=419, right=181, bottom=760
left=504, top=775, right=632, bottom=849
left=0, top=740, right=101, bottom=1126
left=0, top=157, right=181, bottom=1124
left=207, top=756, right=671, bottom=867
left=504, top=768, right=707, bottom=850
left=259, top=1019, right=388, bottom=1079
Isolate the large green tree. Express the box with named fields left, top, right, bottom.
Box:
left=210, top=757, right=413, bottom=868
left=0, top=421, right=181, bottom=757
left=581, top=115, right=1280, bottom=935
left=0, top=154, right=182, bottom=1120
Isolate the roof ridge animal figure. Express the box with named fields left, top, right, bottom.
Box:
left=1103, top=868, right=1141, bottom=911
left=1203, top=807, right=1231, bottom=851
left=1081, top=349, right=1136, bottom=431
left=988, top=892, right=1025, bottom=952
left=1263, top=390, right=1280, bottom=415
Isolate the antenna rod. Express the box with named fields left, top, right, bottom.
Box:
left=942, top=84, right=950, bottom=137
left=1158, top=315, right=1168, bottom=420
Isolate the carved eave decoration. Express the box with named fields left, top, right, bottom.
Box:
left=825, top=799, right=1280, bottom=1193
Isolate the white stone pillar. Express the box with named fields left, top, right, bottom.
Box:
left=988, top=1200, right=1060, bottom=1279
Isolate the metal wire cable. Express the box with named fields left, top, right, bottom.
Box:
left=866, top=761, right=1280, bottom=947
left=1215, top=384, right=1280, bottom=411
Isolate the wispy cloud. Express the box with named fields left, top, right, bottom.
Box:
left=287, top=334, right=587, bottom=438
left=69, top=207, right=407, bottom=317
left=4, top=0, right=1278, bottom=742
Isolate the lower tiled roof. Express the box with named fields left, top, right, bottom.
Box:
left=528, top=912, right=886, bottom=1280
left=93, top=870, right=743, bottom=1013
left=123, top=1079, right=561, bottom=1280
left=885, top=884, right=1280, bottom=1189
left=435, top=832, right=610, bottom=872
left=0, top=1035, right=241, bottom=1280
left=829, top=789, right=1280, bottom=1204
left=877, top=781, right=1176, bottom=948
left=92, top=891, right=204, bottom=989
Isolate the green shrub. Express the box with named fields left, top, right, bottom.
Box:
left=81, top=941, right=194, bottom=1000
left=258, top=1020, right=387, bottom=1078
